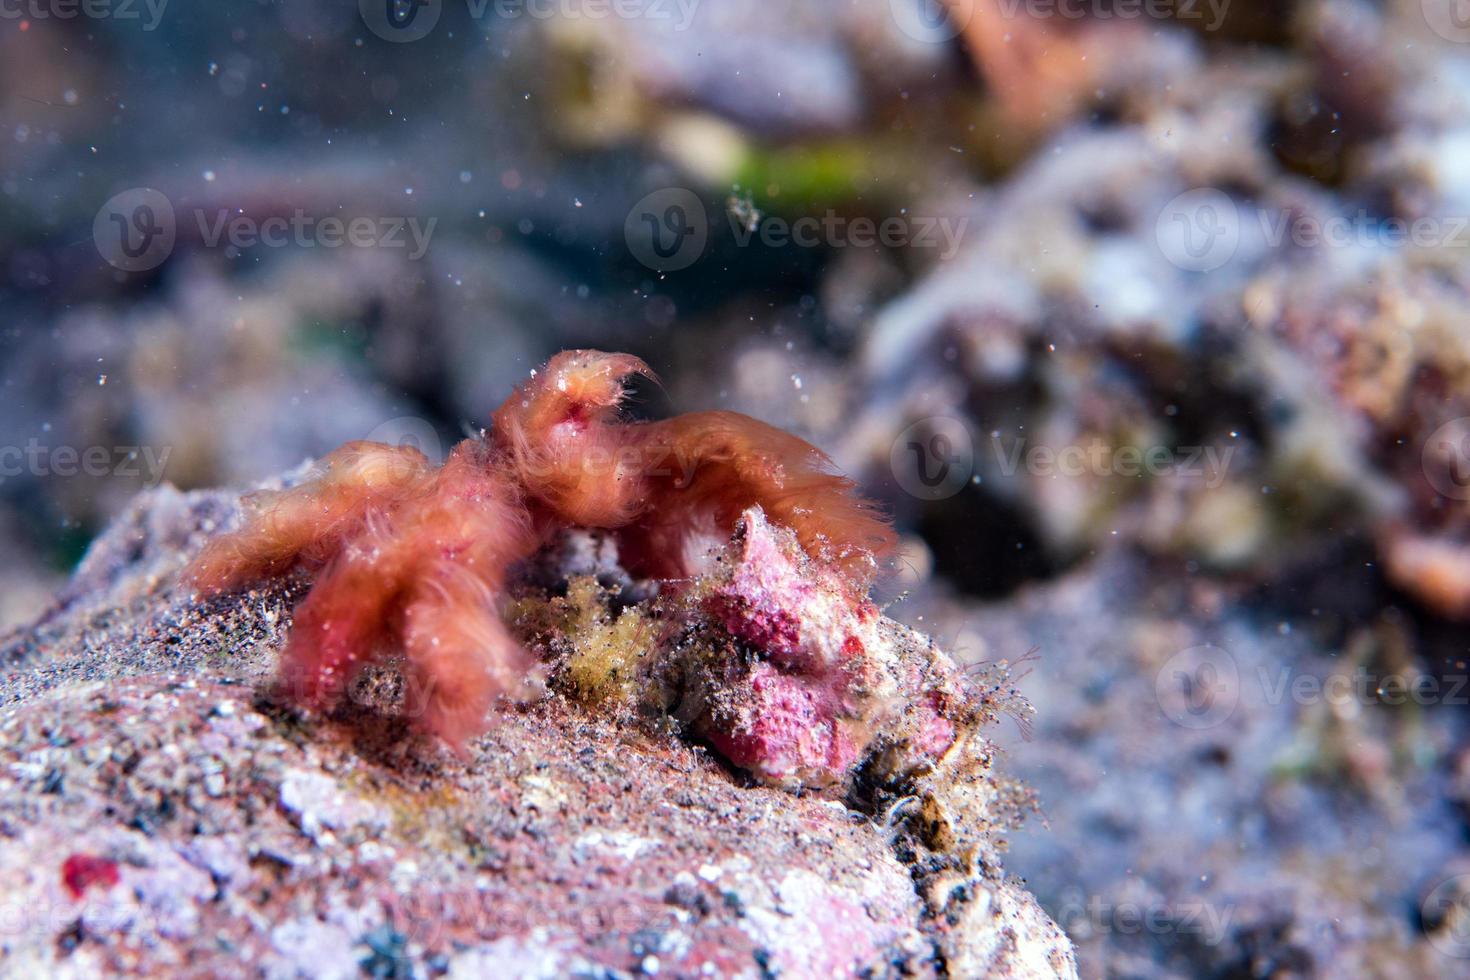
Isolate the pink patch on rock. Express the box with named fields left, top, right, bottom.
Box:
left=704, top=510, right=875, bottom=671
left=696, top=508, right=963, bottom=789
left=703, top=511, right=825, bottom=670
left=62, top=853, right=120, bottom=899
left=706, top=667, right=860, bottom=785
left=912, top=694, right=958, bottom=759
left=706, top=595, right=803, bottom=663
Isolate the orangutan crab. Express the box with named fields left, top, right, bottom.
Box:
left=187, top=350, right=895, bottom=746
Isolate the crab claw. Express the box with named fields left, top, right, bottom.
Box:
left=492, top=350, right=658, bottom=527
left=544, top=349, right=655, bottom=414
left=497, top=350, right=655, bottom=439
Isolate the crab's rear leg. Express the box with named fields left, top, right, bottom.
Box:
left=622, top=411, right=897, bottom=585
left=187, top=441, right=433, bottom=594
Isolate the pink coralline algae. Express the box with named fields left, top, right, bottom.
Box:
left=62, top=853, right=120, bottom=899
left=185, top=350, right=895, bottom=749
left=674, top=508, right=974, bottom=791
left=174, top=350, right=1009, bottom=798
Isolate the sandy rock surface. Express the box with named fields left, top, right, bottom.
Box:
left=0, top=485, right=1074, bottom=979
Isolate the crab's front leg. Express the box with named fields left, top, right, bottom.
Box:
left=187, top=441, right=434, bottom=594
left=274, top=528, right=417, bottom=709
left=272, top=442, right=542, bottom=746
left=396, top=446, right=542, bottom=744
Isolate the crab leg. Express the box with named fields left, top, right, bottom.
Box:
left=623, top=411, right=896, bottom=584
left=401, top=564, right=538, bottom=746
left=188, top=441, right=433, bottom=594
left=274, top=520, right=420, bottom=710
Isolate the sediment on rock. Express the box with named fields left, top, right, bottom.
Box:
left=0, top=484, right=1076, bottom=979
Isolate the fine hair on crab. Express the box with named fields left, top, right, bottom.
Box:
left=187, top=350, right=896, bottom=746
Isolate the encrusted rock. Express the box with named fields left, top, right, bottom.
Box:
left=0, top=484, right=1075, bottom=977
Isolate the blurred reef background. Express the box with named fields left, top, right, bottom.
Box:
left=7, top=0, right=1470, bottom=975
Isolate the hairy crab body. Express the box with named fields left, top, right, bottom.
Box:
left=188, top=350, right=895, bottom=745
